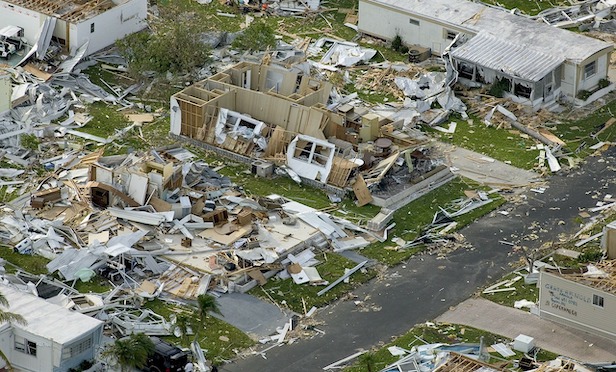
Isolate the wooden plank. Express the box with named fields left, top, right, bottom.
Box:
left=352, top=175, right=373, bottom=207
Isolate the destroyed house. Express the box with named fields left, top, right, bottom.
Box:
left=171, top=62, right=441, bottom=203
left=0, top=284, right=103, bottom=372
left=171, top=62, right=364, bottom=190
left=539, top=261, right=616, bottom=342
left=0, top=0, right=147, bottom=56
left=358, top=0, right=613, bottom=105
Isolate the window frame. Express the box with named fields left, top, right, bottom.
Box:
left=15, top=337, right=37, bottom=357
left=584, top=61, right=597, bottom=80
left=444, top=30, right=457, bottom=40
left=592, top=293, right=604, bottom=308
left=409, top=18, right=420, bottom=26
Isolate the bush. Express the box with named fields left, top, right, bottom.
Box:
left=391, top=35, right=403, bottom=52
left=598, top=78, right=610, bottom=89
left=399, top=45, right=409, bottom=54
left=488, top=78, right=510, bottom=98
left=576, top=90, right=592, bottom=101
left=578, top=250, right=603, bottom=263
left=232, top=22, right=276, bottom=51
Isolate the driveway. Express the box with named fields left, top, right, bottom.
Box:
left=222, top=147, right=616, bottom=372
left=436, top=297, right=616, bottom=362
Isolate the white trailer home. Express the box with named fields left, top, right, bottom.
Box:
left=0, top=0, right=147, bottom=57
left=358, top=0, right=613, bottom=105
left=0, top=284, right=103, bottom=372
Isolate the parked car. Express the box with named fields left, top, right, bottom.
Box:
left=141, top=337, right=189, bottom=372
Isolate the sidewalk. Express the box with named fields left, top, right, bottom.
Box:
left=436, top=297, right=616, bottom=362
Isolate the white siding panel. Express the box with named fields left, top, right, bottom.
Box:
left=539, top=271, right=616, bottom=341
left=70, top=0, right=147, bottom=56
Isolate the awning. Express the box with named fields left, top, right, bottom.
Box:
left=450, top=32, right=564, bottom=82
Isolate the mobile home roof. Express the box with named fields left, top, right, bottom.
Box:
left=363, top=0, right=612, bottom=62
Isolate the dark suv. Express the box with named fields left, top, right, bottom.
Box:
left=141, top=337, right=189, bottom=372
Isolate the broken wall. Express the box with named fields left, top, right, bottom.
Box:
left=0, top=0, right=46, bottom=46
left=68, top=0, right=147, bottom=56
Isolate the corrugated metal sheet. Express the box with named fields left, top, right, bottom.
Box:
left=360, top=0, right=612, bottom=62
left=450, top=32, right=564, bottom=82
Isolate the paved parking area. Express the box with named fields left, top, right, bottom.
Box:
left=436, top=297, right=616, bottom=362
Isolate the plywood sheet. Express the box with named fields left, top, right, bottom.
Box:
left=353, top=175, right=373, bottom=207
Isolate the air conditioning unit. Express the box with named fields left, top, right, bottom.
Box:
left=407, top=45, right=431, bottom=63
left=251, top=160, right=274, bottom=178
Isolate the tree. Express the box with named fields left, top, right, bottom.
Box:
left=196, top=294, right=222, bottom=325
left=116, top=3, right=211, bottom=78
left=185, top=294, right=223, bottom=341
left=0, top=292, right=26, bottom=372
left=103, top=333, right=155, bottom=372
left=232, top=21, right=276, bottom=52
left=359, top=351, right=376, bottom=372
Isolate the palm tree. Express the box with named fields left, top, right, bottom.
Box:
left=104, top=333, right=155, bottom=372
left=0, top=291, right=27, bottom=372
left=192, top=294, right=222, bottom=340
left=359, top=351, right=376, bottom=372
left=195, top=294, right=222, bottom=325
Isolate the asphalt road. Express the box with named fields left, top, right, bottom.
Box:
left=223, top=147, right=616, bottom=372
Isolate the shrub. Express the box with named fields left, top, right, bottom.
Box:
left=488, top=78, right=510, bottom=98
left=576, top=90, right=592, bottom=101
left=578, top=250, right=603, bottom=263
left=391, top=35, right=403, bottom=51
left=598, top=78, right=610, bottom=89
left=399, top=45, right=409, bottom=54
left=232, top=22, right=276, bottom=51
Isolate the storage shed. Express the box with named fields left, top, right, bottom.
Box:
left=358, top=0, right=613, bottom=104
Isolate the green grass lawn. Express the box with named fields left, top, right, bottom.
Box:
left=359, top=178, right=506, bottom=266
left=143, top=299, right=255, bottom=364
left=554, top=98, right=616, bottom=156
left=344, top=322, right=558, bottom=371
left=424, top=114, right=539, bottom=170
left=249, top=251, right=376, bottom=313
left=0, top=246, right=50, bottom=275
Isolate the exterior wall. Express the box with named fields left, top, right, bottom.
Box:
left=69, top=0, right=147, bottom=55
left=0, top=74, right=11, bottom=113
left=561, top=62, right=576, bottom=97
left=0, top=1, right=45, bottom=45
left=577, top=52, right=610, bottom=93
left=358, top=0, right=471, bottom=55
left=4, top=329, right=55, bottom=372
left=539, top=271, right=616, bottom=341
left=57, top=327, right=103, bottom=372
left=0, top=325, right=102, bottom=372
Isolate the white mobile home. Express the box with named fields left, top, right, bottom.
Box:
left=0, top=0, right=147, bottom=56
left=0, top=284, right=103, bottom=372
left=539, top=264, right=616, bottom=342
left=358, top=0, right=613, bottom=104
